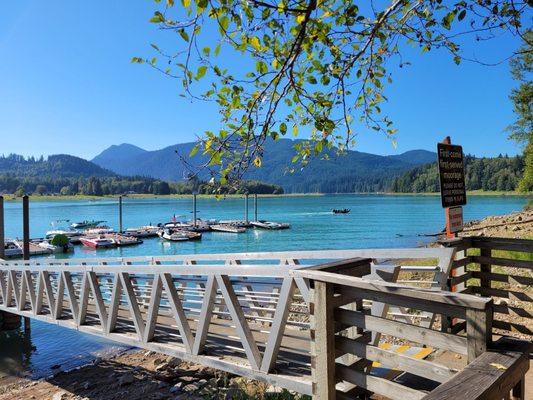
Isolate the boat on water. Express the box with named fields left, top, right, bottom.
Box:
left=46, top=220, right=83, bottom=243
left=83, top=226, right=115, bottom=235
left=218, top=220, right=253, bottom=228
left=105, top=234, right=143, bottom=247
left=210, top=224, right=246, bottom=233
left=124, top=225, right=160, bottom=238
left=79, top=236, right=116, bottom=249
left=333, top=208, right=351, bottom=214
left=250, top=220, right=290, bottom=230
left=3, top=240, right=23, bottom=258
left=71, top=220, right=105, bottom=229
left=37, top=239, right=74, bottom=253
left=158, top=229, right=202, bottom=242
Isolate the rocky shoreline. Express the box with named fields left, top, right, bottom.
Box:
left=460, top=209, right=532, bottom=239
left=0, top=350, right=307, bottom=400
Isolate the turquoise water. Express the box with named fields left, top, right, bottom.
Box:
left=0, top=194, right=528, bottom=377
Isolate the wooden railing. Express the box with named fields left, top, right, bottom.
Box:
left=294, top=266, right=494, bottom=400
left=441, top=236, right=533, bottom=338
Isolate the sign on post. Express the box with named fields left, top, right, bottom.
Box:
left=447, top=206, right=463, bottom=233
left=437, top=142, right=466, bottom=208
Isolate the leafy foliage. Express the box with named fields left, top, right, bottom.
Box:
left=137, top=0, right=529, bottom=183
left=391, top=155, right=525, bottom=192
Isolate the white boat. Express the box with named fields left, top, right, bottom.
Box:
left=79, top=236, right=116, bottom=249
left=218, top=220, right=253, bottom=228
left=3, top=240, right=23, bottom=258
left=158, top=229, right=202, bottom=242
left=250, top=220, right=290, bottom=230
left=210, top=224, right=246, bottom=233
left=71, top=220, right=105, bottom=229
left=83, top=226, right=115, bottom=235
left=124, top=226, right=160, bottom=238
left=37, top=239, right=74, bottom=253
left=46, top=220, right=83, bottom=243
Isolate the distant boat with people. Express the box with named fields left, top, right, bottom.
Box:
left=332, top=209, right=351, bottom=214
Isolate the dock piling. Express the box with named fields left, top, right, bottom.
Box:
left=254, top=194, right=258, bottom=222
left=0, top=196, right=4, bottom=259
left=193, top=193, right=197, bottom=227
left=119, top=195, right=123, bottom=233
left=244, top=193, right=249, bottom=224
left=22, top=195, right=30, bottom=260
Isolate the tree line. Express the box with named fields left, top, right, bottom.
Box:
left=391, top=155, right=525, bottom=193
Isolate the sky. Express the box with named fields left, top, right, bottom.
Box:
left=0, top=1, right=529, bottom=160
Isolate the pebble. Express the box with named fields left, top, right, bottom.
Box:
left=52, top=391, right=68, bottom=400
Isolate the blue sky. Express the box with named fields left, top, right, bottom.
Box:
left=0, top=1, right=528, bottom=160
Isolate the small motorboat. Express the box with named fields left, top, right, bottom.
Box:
left=71, top=220, right=105, bottom=229
left=3, top=240, right=23, bottom=258
left=333, top=209, right=351, bottom=214
left=106, top=234, right=143, bottom=247
left=79, top=236, right=116, bottom=249
left=250, top=220, right=290, bottom=230
left=210, top=224, right=246, bottom=233
left=83, top=226, right=115, bottom=235
left=37, top=239, right=74, bottom=254
left=46, top=220, right=83, bottom=243
left=158, top=229, right=202, bottom=242
left=218, top=220, right=253, bottom=228
left=124, top=226, right=160, bottom=238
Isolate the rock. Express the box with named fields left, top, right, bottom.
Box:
left=183, top=383, right=200, bottom=392
left=170, top=382, right=184, bottom=394
left=153, top=357, right=166, bottom=366
left=52, top=391, right=68, bottom=400
left=179, top=376, right=198, bottom=383
left=82, top=381, right=94, bottom=390
left=118, top=373, right=135, bottom=386
left=155, top=362, right=169, bottom=372
left=512, top=225, right=521, bottom=231
left=225, top=388, right=245, bottom=399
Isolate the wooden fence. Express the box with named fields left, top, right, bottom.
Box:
left=442, top=236, right=533, bottom=339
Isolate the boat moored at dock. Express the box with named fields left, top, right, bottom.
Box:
left=210, top=224, right=246, bottom=233
left=124, top=226, right=160, bottom=238
left=158, top=229, right=202, bottom=242
left=79, top=236, right=117, bottom=249
left=250, top=220, right=290, bottom=230
left=70, top=220, right=105, bottom=229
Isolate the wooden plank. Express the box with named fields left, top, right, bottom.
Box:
left=336, top=309, right=468, bottom=355
left=336, top=364, right=425, bottom=400
left=216, top=274, right=262, bottom=370
left=424, top=338, right=531, bottom=400
left=119, top=272, right=146, bottom=340
left=335, top=336, right=456, bottom=383
left=292, top=269, right=491, bottom=313
left=192, top=275, right=217, bottom=355
left=261, top=277, right=296, bottom=372
left=466, top=308, right=492, bottom=363
left=312, top=281, right=336, bottom=399
left=161, top=272, right=194, bottom=352
left=143, top=274, right=162, bottom=343
left=470, top=237, right=533, bottom=253
left=470, top=271, right=533, bottom=287
left=300, top=258, right=371, bottom=276
left=472, top=255, right=533, bottom=270
left=492, top=319, right=533, bottom=336
left=471, top=286, right=532, bottom=303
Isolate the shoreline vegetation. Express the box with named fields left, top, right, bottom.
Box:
left=1, top=190, right=531, bottom=202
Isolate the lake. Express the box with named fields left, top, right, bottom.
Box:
left=0, top=194, right=528, bottom=378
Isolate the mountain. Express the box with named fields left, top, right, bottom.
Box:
left=91, top=143, right=148, bottom=174
left=0, top=154, right=115, bottom=178
left=92, top=140, right=438, bottom=193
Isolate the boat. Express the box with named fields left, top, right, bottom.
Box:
left=83, top=226, right=115, bottom=235
left=3, top=240, right=23, bottom=258
left=46, top=220, right=83, bottom=243
left=71, top=220, right=105, bottom=229
left=250, top=220, right=290, bottom=230
left=13, top=240, right=52, bottom=256
left=158, top=229, right=202, bottom=242
left=105, top=234, right=143, bottom=247
left=37, top=239, right=74, bottom=253
left=218, top=220, right=253, bottom=228
left=79, top=236, right=116, bottom=249
left=124, top=225, right=160, bottom=238
left=210, top=224, right=246, bottom=233
left=333, top=209, right=351, bottom=214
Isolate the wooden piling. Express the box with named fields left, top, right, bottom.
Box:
left=0, top=195, right=4, bottom=259
left=193, top=193, right=197, bottom=227
left=254, top=194, right=258, bottom=222
left=22, top=195, right=30, bottom=260
left=244, top=193, right=249, bottom=223
left=119, top=195, right=123, bottom=233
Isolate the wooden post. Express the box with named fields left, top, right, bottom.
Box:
left=244, top=193, right=249, bottom=224
left=312, top=281, right=336, bottom=399
left=254, top=194, right=258, bottom=222
left=466, top=307, right=492, bottom=363
left=479, top=248, right=491, bottom=290
left=441, top=136, right=457, bottom=240
left=118, top=195, right=123, bottom=233
left=22, top=195, right=30, bottom=260
left=193, top=193, right=197, bottom=227
left=0, top=196, right=4, bottom=260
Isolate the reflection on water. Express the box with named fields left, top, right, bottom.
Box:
left=0, top=328, right=35, bottom=378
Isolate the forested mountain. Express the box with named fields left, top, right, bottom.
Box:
left=92, top=139, right=437, bottom=193
left=0, top=154, right=282, bottom=196
left=391, top=155, right=525, bottom=192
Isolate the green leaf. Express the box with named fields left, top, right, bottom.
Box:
left=442, top=11, right=455, bottom=30
left=280, top=122, right=287, bottom=134
left=250, top=36, right=261, bottom=51
left=189, top=145, right=199, bottom=157
left=458, top=10, right=466, bottom=21
left=202, top=47, right=210, bottom=56
left=307, top=76, right=317, bottom=84
left=181, top=0, right=190, bottom=7
left=214, top=44, right=221, bottom=56
left=179, top=29, right=189, bottom=42
left=167, top=0, right=174, bottom=6
left=292, top=125, right=298, bottom=137
left=131, top=57, right=144, bottom=64
left=196, top=65, right=207, bottom=79
left=219, top=16, right=229, bottom=33
left=256, top=60, right=268, bottom=74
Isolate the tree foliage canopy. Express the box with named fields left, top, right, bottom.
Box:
left=137, top=0, right=530, bottom=183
